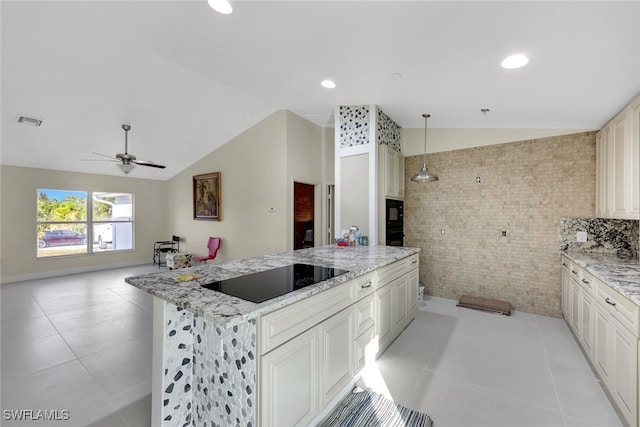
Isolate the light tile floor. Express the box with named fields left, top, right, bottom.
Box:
left=359, top=296, right=625, bottom=427
left=1, top=267, right=624, bottom=427
left=1, top=265, right=157, bottom=427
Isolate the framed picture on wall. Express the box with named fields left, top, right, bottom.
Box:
left=193, top=172, right=221, bottom=221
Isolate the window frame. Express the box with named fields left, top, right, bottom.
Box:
left=36, top=189, right=135, bottom=258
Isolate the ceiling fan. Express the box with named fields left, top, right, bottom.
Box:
left=86, top=124, right=166, bottom=174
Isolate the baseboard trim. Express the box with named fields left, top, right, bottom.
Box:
left=0, top=259, right=152, bottom=284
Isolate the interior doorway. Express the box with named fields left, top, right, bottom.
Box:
left=294, top=182, right=315, bottom=250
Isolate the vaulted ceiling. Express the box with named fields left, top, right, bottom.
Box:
left=2, top=1, right=639, bottom=180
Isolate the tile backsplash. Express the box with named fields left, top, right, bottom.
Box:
left=560, top=217, right=639, bottom=258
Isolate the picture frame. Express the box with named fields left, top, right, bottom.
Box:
left=193, top=172, right=221, bottom=221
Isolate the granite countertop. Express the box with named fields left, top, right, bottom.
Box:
left=563, top=251, right=640, bottom=306
left=126, top=245, right=420, bottom=328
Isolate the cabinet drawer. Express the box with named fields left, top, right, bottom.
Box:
left=595, top=280, right=639, bottom=337
left=354, top=273, right=375, bottom=300
left=376, top=255, right=419, bottom=289
left=259, top=282, right=355, bottom=355
left=578, top=270, right=596, bottom=295
left=376, top=260, right=406, bottom=288
left=355, top=293, right=375, bottom=337
left=406, top=254, right=419, bottom=271
left=354, top=326, right=375, bottom=373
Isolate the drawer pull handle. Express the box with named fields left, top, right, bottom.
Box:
left=361, top=282, right=372, bottom=289
left=571, top=270, right=578, bottom=275
left=562, top=263, right=568, bottom=267
left=581, top=278, right=590, bottom=284
left=411, top=260, right=418, bottom=264
left=605, top=297, right=616, bottom=307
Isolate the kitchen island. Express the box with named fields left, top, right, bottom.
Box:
left=126, top=245, right=420, bottom=427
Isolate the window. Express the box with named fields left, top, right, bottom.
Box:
left=37, top=189, right=133, bottom=258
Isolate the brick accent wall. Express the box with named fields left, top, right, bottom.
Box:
left=404, top=131, right=597, bottom=317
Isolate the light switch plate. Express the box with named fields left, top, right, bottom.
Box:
left=577, top=231, right=587, bottom=243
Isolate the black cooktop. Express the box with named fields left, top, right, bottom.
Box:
left=201, top=263, right=349, bottom=303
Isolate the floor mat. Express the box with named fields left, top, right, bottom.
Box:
left=319, top=389, right=433, bottom=427
left=457, top=294, right=512, bottom=315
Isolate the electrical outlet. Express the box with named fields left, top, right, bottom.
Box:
left=577, top=231, right=587, bottom=243
left=440, top=228, right=446, bottom=235
left=475, top=176, right=481, bottom=184
left=501, top=230, right=507, bottom=237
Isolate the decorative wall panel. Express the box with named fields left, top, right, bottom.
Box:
left=338, top=106, right=370, bottom=148
left=376, top=109, right=401, bottom=152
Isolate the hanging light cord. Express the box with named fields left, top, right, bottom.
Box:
left=423, top=113, right=430, bottom=162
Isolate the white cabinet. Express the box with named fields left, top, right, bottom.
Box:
left=381, top=145, right=404, bottom=199
left=612, top=318, right=637, bottom=423
left=596, top=94, right=640, bottom=219
left=319, top=307, right=354, bottom=407
left=630, top=96, right=640, bottom=217
left=376, top=281, right=393, bottom=352
left=562, top=256, right=640, bottom=427
left=561, top=258, right=572, bottom=319
left=260, top=327, right=319, bottom=427
left=259, top=255, right=418, bottom=427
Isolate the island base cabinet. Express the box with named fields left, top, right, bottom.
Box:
left=259, top=327, right=319, bottom=427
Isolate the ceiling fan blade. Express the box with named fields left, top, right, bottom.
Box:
left=91, top=152, right=117, bottom=159
left=80, top=158, right=118, bottom=162
left=134, top=160, right=166, bottom=169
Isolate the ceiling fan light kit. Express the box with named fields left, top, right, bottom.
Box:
left=85, top=124, right=166, bottom=175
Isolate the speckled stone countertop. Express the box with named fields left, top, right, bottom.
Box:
left=563, top=251, right=640, bottom=306
left=126, top=245, right=420, bottom=328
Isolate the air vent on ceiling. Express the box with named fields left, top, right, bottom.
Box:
left=16, top=115, right=44, bottom=127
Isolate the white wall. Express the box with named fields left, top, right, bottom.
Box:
left=339, top=153, right=369, bottom=238
left=286, top=110, right=326, bottom=249
left=401, top=128, right=592, bottom=156
left=166, top=110, right=289, bottom=261
left=0, top=165, right=168, bottom=282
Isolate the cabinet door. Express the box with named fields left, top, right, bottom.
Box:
left=571, top=279, right=582, bottom=335
left=630, top=98, right=640, bottom=219
left=395, top=151, right=404, bottom=199
left=392, top=276, right=409, bottom=333
left=561, top=263, right=571, bottom=319
left=611, top=110, right=629, bottom=218
left=596, top=126, right=611, bottom=217
left=594, top=302, right=612, bottom=385
left=260, top=327, right=318, bottom=427
left=384, top=146, right=396, bottom=198
left=319, top=307, right=354, bottom=407
left=407, top=268, right=419, bottom=314
left=376, top=283, right=393, bottom=354
left=581, top=293, right=594, bottom=356
left=612, top=318, right=637, bottom=426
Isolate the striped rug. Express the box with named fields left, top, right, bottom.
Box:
left=320, top=389, right=433, bottom=427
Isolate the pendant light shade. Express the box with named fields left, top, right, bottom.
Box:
left=411, top=113, right=439, bottom=182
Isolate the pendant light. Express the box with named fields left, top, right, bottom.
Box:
left=411, top=113, right=439, bottom=182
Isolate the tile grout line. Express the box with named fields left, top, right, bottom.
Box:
left=535, top=316, right=571, bottom=427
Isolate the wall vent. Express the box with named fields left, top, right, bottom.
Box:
left=16, top=115, right=44, bottom=127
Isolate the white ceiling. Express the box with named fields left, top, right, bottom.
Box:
left=2, top=1, right=639, bottom=180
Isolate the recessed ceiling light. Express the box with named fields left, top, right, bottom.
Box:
left=501, top=54, right=529, bottom=69
left=390, top=73, right=404, bottom=79
left=207, top=0, right=232, bottom=14
left=321, top=79, right=336, bottom=89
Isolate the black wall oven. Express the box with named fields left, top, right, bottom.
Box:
left=385, top=199, right=404, bottom=246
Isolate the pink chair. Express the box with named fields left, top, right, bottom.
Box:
left=193, top=237, right=221, bottom=263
